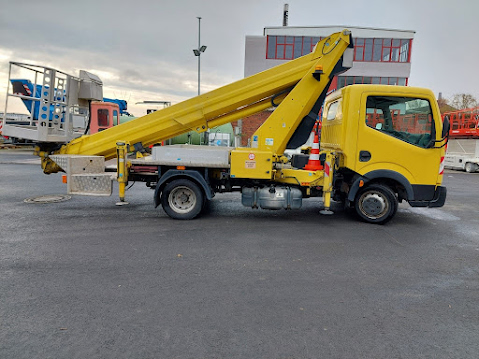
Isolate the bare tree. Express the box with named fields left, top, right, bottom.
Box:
left=437, top=97, right=456, bottom=113
left=450, top=93, right=478, bottom=110
left=437, top=97, right=448, bottom=108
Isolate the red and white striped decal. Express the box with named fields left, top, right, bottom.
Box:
left=0, top=120, right=9, bottom=139
left=324, top=161, right=330, bottom=177
left=0, top=121, right=6, bottom=139
left=13, top=84, right=32, bottom=96
left=439, top=143, right=447, bottom=175
left=23, top=84, right=32, bottom=95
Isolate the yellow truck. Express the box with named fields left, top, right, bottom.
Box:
left=3, top=30, right=449, bottom=224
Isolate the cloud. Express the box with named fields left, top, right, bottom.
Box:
left=1, top=0, right=479, bottom=115
left=121, top=69, right=144, bottom=82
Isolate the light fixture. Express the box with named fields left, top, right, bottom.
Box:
left=193, top=17, right=207, bottom=96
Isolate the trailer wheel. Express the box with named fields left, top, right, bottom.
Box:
left=465, top=162, right=478, bottom=173
left=161, top=179, right=204, bottom=220
left=354, top=184, right=398, bottom=224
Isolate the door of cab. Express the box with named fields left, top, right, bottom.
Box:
left=354, top=90, right=443, bottom=186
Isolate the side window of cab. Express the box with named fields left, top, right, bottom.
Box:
left=325, top=100, right=342, bottom=121
left=97, top=109, right=109, bottom=127
left=113, top=110, right=119, bottom=126
left=366, top=96, right=436, bottom=148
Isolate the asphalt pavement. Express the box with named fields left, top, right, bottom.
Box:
left=1, top=149, right=478, bottom=359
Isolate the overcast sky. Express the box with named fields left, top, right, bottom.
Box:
left=1, top=0, right=477, bottom=116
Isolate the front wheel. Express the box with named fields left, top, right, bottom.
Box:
left=354, top=184, right=398, bottom=224
left=161, top=179, right=204, bottom=220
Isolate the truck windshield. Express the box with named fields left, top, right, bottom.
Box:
left=366, top=96, right=436, bottom=148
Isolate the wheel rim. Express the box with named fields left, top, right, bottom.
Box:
left=358, top=191, right=389, bottom=220
left=168, top=186, right=197, bottom=214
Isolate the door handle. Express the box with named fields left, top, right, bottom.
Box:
left=359, top=151, right=371, bottom=162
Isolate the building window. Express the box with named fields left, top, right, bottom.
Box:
left=267, top=35, right=412, bottom=63
left=275, top=36, right=294, bottom=59
left=354, top=38, right=365, bottom=61
left=308, top=37, right=321, bottom=53
left=301, top=36, right=311, bottom=57
left=294, top=37, right=303, bottom=58
left=400, top=40, right=410, bottom=62
left=364, top=39, right=373, bottom=61
left=266, top=35, right=322, bottom=59
left=353, top=37, right=411, bottom=63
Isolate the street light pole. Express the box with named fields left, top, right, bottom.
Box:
left=193, top=17, right=207, bottom=96
left=197, top=17, right=201, bottom=96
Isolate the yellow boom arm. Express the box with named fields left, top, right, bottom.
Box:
left=41, top=30, right=353, bottom=174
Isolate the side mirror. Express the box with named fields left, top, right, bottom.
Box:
left=430, top=115, right=450, bottom=148
left=442, top=115, right=450, bottom=139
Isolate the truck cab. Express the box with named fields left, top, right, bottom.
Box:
left=89, top=101, right=120, bottom=133
left=322, top=85, right=447, bottom=222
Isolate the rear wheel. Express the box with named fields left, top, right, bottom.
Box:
left=354, top=184, right=398, bottom=224
left=161, top=179, right=204, bottom=220
left=465, top=162, right=478, bottom=173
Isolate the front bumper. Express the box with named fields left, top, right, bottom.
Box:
left=409, top=186, right=447, bottom=208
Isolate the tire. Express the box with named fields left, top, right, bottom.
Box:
left=161, top=179, right=204, bottom=220
left=465, top=162, right=478, bottom=173
left=354, top=184, right=398, bottom=224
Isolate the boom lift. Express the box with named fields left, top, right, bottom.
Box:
left=440, top=107, right=479, bottom=173
left=441, top=107, right=479, bottom=139
left=2, top=63, right=130, bottom=143
left=2, top=30, right=449, bottom=224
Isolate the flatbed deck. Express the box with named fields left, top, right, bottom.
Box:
left=130, top=145, right=233, bottom=168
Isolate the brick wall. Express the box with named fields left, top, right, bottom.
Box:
left=232, top=110, right=272, bottom=147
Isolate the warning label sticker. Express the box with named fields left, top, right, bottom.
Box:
left=245, top=161, right=256, bottom=169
